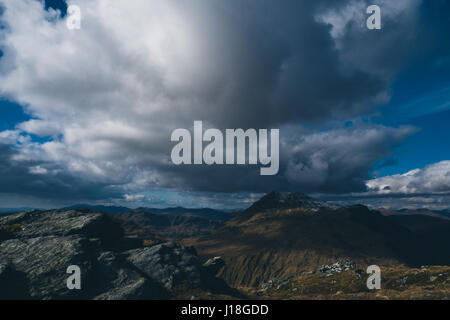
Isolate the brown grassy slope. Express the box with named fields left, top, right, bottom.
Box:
left=251, top=265, right=450, bottom=300
left=183, top=205, right=422, bottom=288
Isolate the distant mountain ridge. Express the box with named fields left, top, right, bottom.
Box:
left=61, top=204, right=131, bottom=214
left=0, top=207, right=38, bottom=214
left=379, top=208, right=450, bottom=220
left=115, top=210, right=223, bottom=239
left=130, top=207, right=236, bottom=222
left=58, top=205, right=237, bottom=239
left=60, top=204, right=236, bottom=221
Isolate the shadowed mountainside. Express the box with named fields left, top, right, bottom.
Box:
left=128, top=207, right=237, bottom=222
left=61, top=205, right=236, bottom=221
left=379, top=208, right=450, bottom=220
left=115, top=210, right=224, bottom=239
left=184, top=192, right=450, bottom=288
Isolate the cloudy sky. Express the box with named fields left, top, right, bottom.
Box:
left=0, top=0, right=449, bottom=209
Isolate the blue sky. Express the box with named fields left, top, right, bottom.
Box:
left=0, top=0, right=449, bottom=209
left=43, top=0, right=66, bottom=14
left=373, top=62, right=450, bottom=177
left=0, top=100, right=30, bottom=131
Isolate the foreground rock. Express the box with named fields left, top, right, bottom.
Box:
left=126, top=243, right=227, bottom=293
left=0, top=210, right=233, bottom=299
left=203, top=257, right=226, bottom=275
left=259, top=277, right=293, bottom=293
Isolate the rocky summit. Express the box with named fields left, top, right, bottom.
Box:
left=0, top=209, right=233, bottom=300
left=243, top=191, right=320, bottom=215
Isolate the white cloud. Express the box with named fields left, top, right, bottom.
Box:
left=317, top=0, right=420, bottom=39
left=284, top=125, right=416, bottom=193
left=29, top=165, right=48, bottom=175
left=316, top=0, right=422, bottom=77
left=124, top=194, right=145, bottom=202
left=367, top=161, right=450, bottom=194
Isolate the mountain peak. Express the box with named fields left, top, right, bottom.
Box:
left=244, top=191, right=318, bottom=215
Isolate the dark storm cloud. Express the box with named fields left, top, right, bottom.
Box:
left=168, top=0, right=392, bottom=128
left=0, top=0, right=446, bottom=204
left=153, top=126, right=417, bottom=194
left=0, top=143, right=121, bottom=201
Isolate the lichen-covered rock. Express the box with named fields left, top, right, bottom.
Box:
left=0, top=210, right=231, bottom=299
left=125, top=242, right=203, bottom=291
left=259, top=277, right=293, bottom=292
left=93, top=251, right=169, bottom=300
left=0, top=210, right=123, bottom=242
left=318, top=259, right=356, bottom=278
left=0, top=235, right=94, bottom=299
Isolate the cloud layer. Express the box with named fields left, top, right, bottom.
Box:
left=367, top=161, right=450, bottom=195
left=0, top=0, right=446, bottom=206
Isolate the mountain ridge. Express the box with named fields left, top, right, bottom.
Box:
left=183, top=192, right=450, bottom=287
left=60, top=204, right=237, bottom=221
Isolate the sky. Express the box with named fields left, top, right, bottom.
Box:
left=0, top=0, right=449, bottom=210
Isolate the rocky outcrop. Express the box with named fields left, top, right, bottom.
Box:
left=259, top=276, right=293, bottom=292
left=203, top=257, right=226, bottom=275
left=93, top=250, right=168, bottom=300
left=0, top=235, right=94, bottom=299
left=318, top=260, right=356, bottom=278
left=0, top=209, right=123, bottom=242
left=242, top=192, right=320, bottom=216
left=0, top=210, right=232, bottom=299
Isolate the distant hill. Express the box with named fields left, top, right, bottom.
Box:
left=60, top=205, right=236, bottom=238
left=115, top=210, right=224, bottom=239
left=0, top=207, right=38, bottom=214
left=61, top=204, right=131, bottom=214
left=184, top=192, right=450, bottom=287
left=130, top=207, right=237, bottom=222
left=379, top=208, right=450, bottom=220
left=60, top=204, right=236, bottom=221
